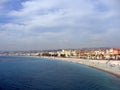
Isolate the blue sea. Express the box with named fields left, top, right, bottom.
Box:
left=0, top=56, right=120, bottom=90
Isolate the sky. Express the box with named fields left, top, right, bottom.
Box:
left=0, top=0, right=120, bottom=51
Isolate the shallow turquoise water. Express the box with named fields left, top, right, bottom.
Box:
left=0, top=56, right=120, bottom=90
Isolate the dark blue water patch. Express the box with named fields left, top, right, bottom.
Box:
left=0, top=56, right=120, bottom=90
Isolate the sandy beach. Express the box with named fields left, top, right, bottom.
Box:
left=38, top=56, right=120, bottom=78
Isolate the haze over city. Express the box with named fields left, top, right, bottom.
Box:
left=0, top=0, right=120, bottom=51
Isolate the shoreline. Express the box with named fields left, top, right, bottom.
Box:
left=37, top=56, right=120, bottom=78
left=88, top=65, right=120, bottom=78
left=1, top=55, right=119, bottom=78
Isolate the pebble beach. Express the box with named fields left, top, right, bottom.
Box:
left=39, top=56, right=120, bottom=78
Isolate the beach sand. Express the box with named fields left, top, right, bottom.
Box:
left=36, top=56, right=120, bottom=78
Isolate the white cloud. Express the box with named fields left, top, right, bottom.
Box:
left=0, top=0, right=120, bottom=50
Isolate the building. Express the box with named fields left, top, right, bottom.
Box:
left=105, top=48, right=120, bottom=60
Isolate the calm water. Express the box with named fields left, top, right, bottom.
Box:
left=0, top=56, right=120, bottom=90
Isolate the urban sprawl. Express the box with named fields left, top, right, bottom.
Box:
left=0, top=48, right=120, bottom=60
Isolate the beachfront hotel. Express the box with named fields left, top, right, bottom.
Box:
left=1, top=48, right=120, bottom=60
left=39, top=48, right=120, bottom=60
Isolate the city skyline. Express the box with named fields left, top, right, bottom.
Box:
left=0, top=0, right=120, bottom=51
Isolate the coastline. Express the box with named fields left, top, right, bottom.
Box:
left=37, top=56, right=120, bottom=78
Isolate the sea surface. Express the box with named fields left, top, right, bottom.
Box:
left=0, top=56, right=120, bottom=90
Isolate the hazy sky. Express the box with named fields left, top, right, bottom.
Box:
left=0, top=0, right=120, bottom=51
